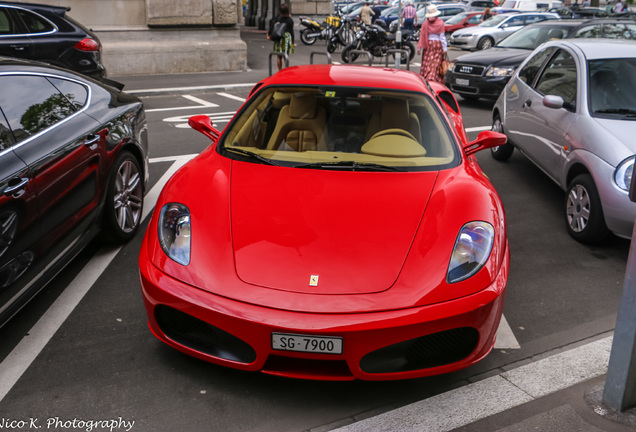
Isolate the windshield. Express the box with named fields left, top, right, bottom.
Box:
left=446, top=12, right=472, bottom=24
left=588, top=58, right=636, bottom=118
left=218, top=86, right=459, bottom=171
left=479, top=14, right=507, bottom=27
left=498, top=25, right=568, bottom=49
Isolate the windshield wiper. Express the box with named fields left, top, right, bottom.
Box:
left=595, top=108, right=636, bottom=117
left=224, top=147, right=279, bottom=165
left=295, top=160, right=400, bottom=171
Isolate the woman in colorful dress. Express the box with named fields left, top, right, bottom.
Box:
left=268, top=4, right=295, bottom=72
left=416, top=5, right=448, bottom=84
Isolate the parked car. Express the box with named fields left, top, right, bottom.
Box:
left=0, top=1, right=106, bottom=78
left=388, top=3, right=470, bottom=32
left=449, top=11, right=560, bottom=50
left=0, top=57, right=148, bottom=327
left=548, top=6, right=609, bottom=18
left=139, top=64, right=510, bottom=381
left=444, top=11, right=485, bottom=35
left=499, top=0, right=563, bottom=10
left=491, top=39, right=636, bottom=243
left=446, top=19, right=636, bottom=101
left=461, top=0, right=498, bottom=11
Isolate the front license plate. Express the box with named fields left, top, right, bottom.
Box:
left=456, top=78, right=470, bottom=86
left=272, top=333, right=343, bottom=355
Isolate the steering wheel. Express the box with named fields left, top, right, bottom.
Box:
left=369, top=128, right=417, bottom=142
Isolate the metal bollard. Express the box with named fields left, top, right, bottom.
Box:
left=385, top=49, right=410, bottom=70
left=268, top=52, right=289, bottom=76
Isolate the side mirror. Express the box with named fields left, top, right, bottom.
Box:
left=543, top=94, right=575, bottom=112
left=464, top=130, right=507, bottom=156
left=188, top=115, right=221, bottom=142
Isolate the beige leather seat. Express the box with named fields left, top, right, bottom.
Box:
left=266, top=93, right=327, bottom=151
left=365, top=98, right=421, bottom=144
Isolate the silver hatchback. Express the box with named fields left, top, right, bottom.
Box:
left=491, top=39, right=636, bottom=243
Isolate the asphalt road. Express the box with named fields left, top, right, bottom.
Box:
left=0, top=26, right=630, bottom=432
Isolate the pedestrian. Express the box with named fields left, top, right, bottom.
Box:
left=268, top=4, right=295, bottom=72
left=416, top=4, right=448, bottom=84
left=359, top=1, right=374, bottom=25
left=482, top=7, right=492, bottom=21
left=614, top=0, right=624, bottom=12
left=371, top=1, right=383, bottom=23
left=401, top=0, right=418, bottom=33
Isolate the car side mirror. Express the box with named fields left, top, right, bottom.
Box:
left=543, top=95, right=575, bottom=112
left=464, top=130, right=507, bottom=156
left=189, top=115, right=221, bottom=142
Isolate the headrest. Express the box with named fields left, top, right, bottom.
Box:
left=380, top=98, right=409, bottom=130
left=289, top=93, right=317, bottom=119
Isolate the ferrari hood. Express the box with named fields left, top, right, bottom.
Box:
left=230, top=163, right=437, bottom=295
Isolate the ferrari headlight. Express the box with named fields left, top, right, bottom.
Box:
left=614, top=156, right=634, bottom=192
left=158, top=203, right=191, bottom=266
left=486, top=66, right=516, bottom=77
left=447, top=221, right=494, bottom=284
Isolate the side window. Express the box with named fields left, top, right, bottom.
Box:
left=13, top=9, right=55, bottom=34
left=504, top=16, right=524, bottom=27
left=574, top=25, right=600, bottom=38
left=0, top=8, right=14, bottom=35
left=518, top=47, right=555, bottom=85
left=603, top=23, right=636, bottom=40
left=534, top=49, right=577, bottom=108
left=525, top=15, right=546, bottom=24
left=468, top=14, right=482, bottom=24
left=0, top=75, right=80, bottom=143
left=0, top=107, right=15, bottom=150
left=47, top=78, right=89, bottom=110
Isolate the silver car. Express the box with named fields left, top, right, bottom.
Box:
left=491, top=39, right=636, bottom=243
left=449, top=12, right=560, bottom=50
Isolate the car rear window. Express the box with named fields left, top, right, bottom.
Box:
left=14, top=9, right=55, bottom=34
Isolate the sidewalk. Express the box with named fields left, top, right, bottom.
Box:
left=112, top=25, right=636, bottom=432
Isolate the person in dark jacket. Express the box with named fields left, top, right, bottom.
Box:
left=268, top=4, right=295, bottom=71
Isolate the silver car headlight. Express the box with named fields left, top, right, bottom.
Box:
left=447, top=221, right=494, bottom=284
left=614, top=156, right=635, bottom=192
left=158, top=203, right=191, bottom=266
left=486, top=66, right=516, bottom=77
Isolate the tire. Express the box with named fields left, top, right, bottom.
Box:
left=391, top=41, right=416, bottom=63
left=102, top=151, right=144, bottom=243
left=327, top=38, right=337, bottom=53
left=300, top=28, right=318, bottom=45
left=477, top=37, right=494, bottom=50
left=341, top=44, right=359, bottom=63
left=565, top=174, right=609, bottom=244
left=490, top=114, right=514, bottom=161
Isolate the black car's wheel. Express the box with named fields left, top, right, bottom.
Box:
left=341, top=44, right=360, bottom=63
left=565, top=174, right=609, bottom=244
left=477, top=37, right=494, bottom=50
left=103, top=151, right=144, bottom=242
left=300, top=28, right=318, bottom=45
left=490, top=114, right=514, bottom=161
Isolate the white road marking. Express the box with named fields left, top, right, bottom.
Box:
left=126, top=83, right=256, bottom=95
left=0, top=155, right=194, bottom=403
left=146, top=94, right=219, bottom=113
left=217, top=92, right=247, bottom=103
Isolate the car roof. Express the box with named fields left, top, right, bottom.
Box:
left=0, top=1, right=69, bottom=15
left=524, top=18, right=635, bottom=27
left=542, top=38, right=636, bottom=60
left=256, top=64, right=432, bottom=95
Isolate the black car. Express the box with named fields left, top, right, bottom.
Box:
left=0, top=57, right=148, bottom=327
left=445, top=19, right=636, bottom=101
left=0, top=1, right=106, bottom=78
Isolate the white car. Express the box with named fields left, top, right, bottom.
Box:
left=449, top=12, right=560, bottom=50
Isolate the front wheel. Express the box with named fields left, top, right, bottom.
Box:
left=102, top=151, right=144, bottom=243
left=476, top=37, right=494, bottom=50
left=341, top=44, right=360, bottom=63
left=565, top=174, right=609, bottom=244
left=300, top=28, right=318, bottom=45
left=490, top=114, right=514, bottom=161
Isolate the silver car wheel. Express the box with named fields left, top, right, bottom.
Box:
left=566, top=184, right=590, bottom=233
left=113, top=159, right=143, bottom=234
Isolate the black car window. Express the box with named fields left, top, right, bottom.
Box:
left=0, top=8, right=13, bottom=34
left=518, top=46, right=556, bottom=85
left=534, top=49, right=577, bottom=108
left=0, top=75, right=80, bottom=143
left=603, top=23, right=636, bottom=39
left=0, top=108, right=15, bottom=150
left=574, top=25, right=601, bottom=38
left=47, top=78, right=89, bottom=109
left=14, top=9, right=55, bottom=34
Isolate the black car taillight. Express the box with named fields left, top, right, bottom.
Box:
left=74, top=38, right=100, bottom=52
